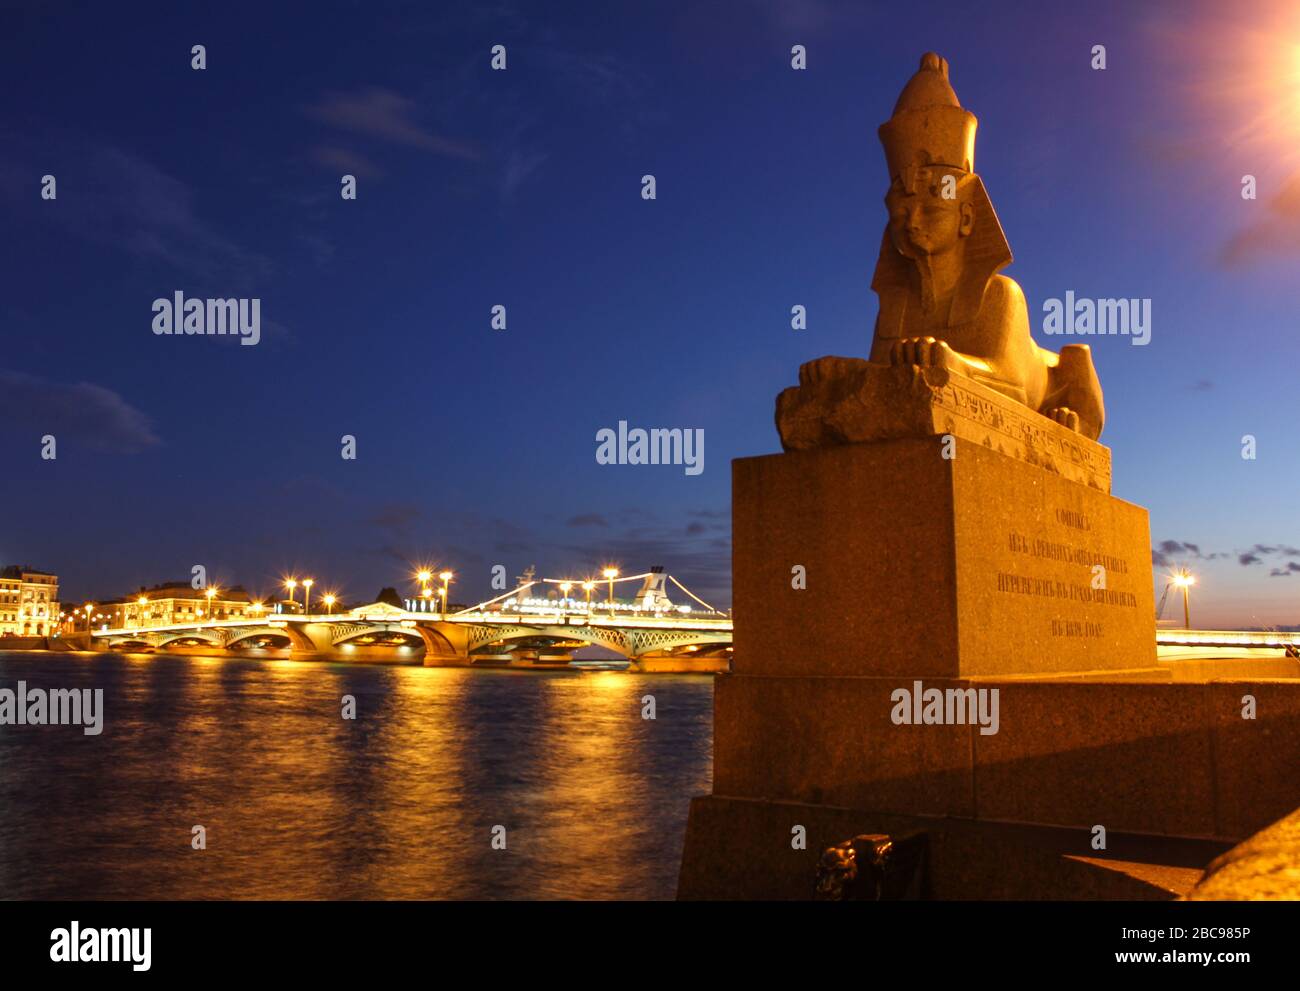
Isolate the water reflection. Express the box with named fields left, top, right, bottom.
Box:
left=0, top=653, right=712, bottom=899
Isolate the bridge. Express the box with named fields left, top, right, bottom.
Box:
left=1155, top=628, right=1300, bottom=649
left=88, top=570, right=734, bottom=672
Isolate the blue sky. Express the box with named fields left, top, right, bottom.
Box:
left=2, top=0, right=1298, bottom=625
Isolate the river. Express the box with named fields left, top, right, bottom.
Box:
left=0, top=652, right=713, bottom=899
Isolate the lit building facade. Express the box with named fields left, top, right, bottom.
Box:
left=0, top=566, right=60, bottom=636
left=106, top=583, right=258, bottom=629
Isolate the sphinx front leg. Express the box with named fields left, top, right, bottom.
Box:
left=889, top=337, right=1000, bottom=385
left=890, top=336, right=958, bottom=369
left=1047, top=407, right=1081, bottom=431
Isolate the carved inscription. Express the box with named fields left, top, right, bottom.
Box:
left=937, top=378, right=1112, bottom=488
left=997, top=508, right=1139, bottom=639
left=994, top=571, right=1136, bottom=608
left=1007, top=530, right=1129, bottom=574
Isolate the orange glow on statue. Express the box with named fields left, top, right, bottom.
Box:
left=867, top=53, right=1105, bottom=439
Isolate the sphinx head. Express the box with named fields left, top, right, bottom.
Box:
left=871, top=54, right=1012, bottom=314
left=885, top=164, right=976, bottom=260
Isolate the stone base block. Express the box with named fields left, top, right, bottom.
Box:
left=776, top=360, right=1112, bottom=491
left=711, top=673, right=1300, bottom=842
left=677, top=795, right=1228, bottom=900
left=733, top=436, right=1155, bottom=678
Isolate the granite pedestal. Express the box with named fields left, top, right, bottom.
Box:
left=678, top=365, right=1300, bottom=899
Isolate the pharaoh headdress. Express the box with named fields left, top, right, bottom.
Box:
left=871, top=53, right=1013, bottom=332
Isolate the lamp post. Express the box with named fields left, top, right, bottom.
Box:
left=1173, top=571, right=1195, bottom=628
left=137, top=596, right=149, bottom=630
left=559, top=581, right=573, bottom=620
left=302, top=578, right=314, bottom=615
left=83, top=603, right=94, bottom=634
left=417, top=570, right=432, bottom=601
left=582, top=581, right=594, bottom=615
left=204, top=587, right=218, bottom=625
left=439, top=571, right=453, bottom=620
left=285, top=579, right=297, bottom=614
left=323, top=594, right=336, bottom=615
left=602, top=567, right=619, bottom=619
left=421, top=588, right=432, bottom=612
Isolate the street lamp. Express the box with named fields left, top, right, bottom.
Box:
left=582, top=581, right=595, bottom=614
left=285, top=579, right=298, bottom=613
left=603, top=567, right=619, bottom=619
left=323, top=593, right=336, bottom=615
left=204, top=587, right=218, bottom=624
left=439, top=571, right=453, bottom=620
left=1172, top=571, right=1196, bottom=628
left=83, top=603, right=94, bottom=634
left=559, top=581, right=573, bottom=618
left=420, top=587, right=432, bottom=612
left=302, top=578, right=314, bottom=615
left=137, top=595, right=149, bottom=630
left=416, top=569, right=432, bottom=600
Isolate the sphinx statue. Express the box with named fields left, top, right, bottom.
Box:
left=780, top=53, right=1105, bottom=445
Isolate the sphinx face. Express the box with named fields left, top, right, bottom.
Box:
left=885, top=167, right=972, bottom=260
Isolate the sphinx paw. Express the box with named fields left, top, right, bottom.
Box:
left=890, top=337, right=953, bottom=368
left=1048, top=406, right=1081, bottom=432
left=799, top=355, right=856, bottom=386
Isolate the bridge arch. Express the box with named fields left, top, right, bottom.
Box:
left=460, top=623, right=642, bottom=659
left=152, top=629, right=226, bottom=648
left=621, top=628, right=733, bottom=657
left=223, top=626, right=299, bottom=650
left=327, top=621, right=462, bottom=658
left=331, top=623, right=426, bottom=647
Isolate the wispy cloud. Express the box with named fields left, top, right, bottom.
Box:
left=0, top=133, right=271, bottom=285
left=305, top=87, right=479, bottom=161
left=0, top=369, right=159, bottom=453
left=1157, top=540, right=1300, bottom=573
left=500, top=148, right=548, bottom=200
left=369, top=502, right=423, bottom=532
left=310, top=146, right=384, bottom=179
left=1152, top=539, right=1230, bottom=569
left=1238, top=543, right=1300, bottom=572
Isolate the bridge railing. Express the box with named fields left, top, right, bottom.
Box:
left=1155, top=629, right=1300, bottom=648
left=89, top=609, right=735, bottom=639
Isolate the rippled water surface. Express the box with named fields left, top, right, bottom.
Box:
left=0, top=653, right=713, bottom=899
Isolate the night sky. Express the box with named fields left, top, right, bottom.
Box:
left=2, top=0, right=1298, bottom=626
